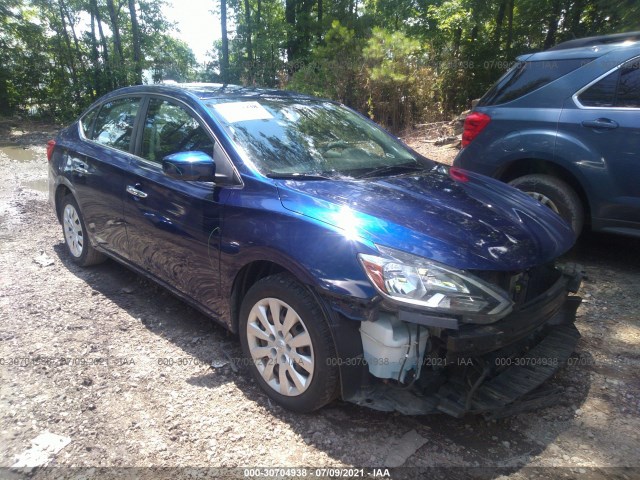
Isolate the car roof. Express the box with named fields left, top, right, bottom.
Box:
left=180, top=83, right=316, bottom=100
left=105, top=83, right=320, bottom=102
left=548, top=31, right=640, bottom=51
left=517, top=41, right=640, bottom=62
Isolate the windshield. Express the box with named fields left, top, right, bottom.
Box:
left=207, top=98, right=428, bottom=178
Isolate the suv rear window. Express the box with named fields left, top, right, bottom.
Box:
left=478, top=59, right=592, bottom=106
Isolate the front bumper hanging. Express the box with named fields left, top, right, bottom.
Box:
left=435, top=322, right=580, bottom=418
left=347, top=265, right=583, bottom=418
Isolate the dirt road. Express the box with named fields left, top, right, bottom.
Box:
left=0, top=118, right=639, bottom=479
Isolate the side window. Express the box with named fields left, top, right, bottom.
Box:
left=80, top=106, right=99, bottom=138
left=616, top=60, right=640, bottom=108
left=578, top=70, right=618, bottom=107
left=579, top=57, right=640, bottom=108
left=141, top=99, right=214, bottom=163
left=92, top=97, right=140, bottom=151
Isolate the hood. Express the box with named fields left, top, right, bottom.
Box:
left=275, top=167, right=575, bottom=271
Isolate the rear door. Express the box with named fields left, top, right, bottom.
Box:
left=70, top=96, right=141, bottom=258
left=558, top=57, right=640, bottom=230
left=122, top=96, right=231, bottom=315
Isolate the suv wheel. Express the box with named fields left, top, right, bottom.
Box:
left=509, top=174, right=584, bottom=235
left=239, top=273, right=339, bottom=412
left=61, top=195, right=106, bottom=266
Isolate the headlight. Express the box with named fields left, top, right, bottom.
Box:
left=358, top=246, right=513, bottom=323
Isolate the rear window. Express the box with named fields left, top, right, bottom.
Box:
left=478, top=58, right=593, bottom=106
left=80, top=107, right=99, bottom=138
left=92, top=97, right=140, bottom=152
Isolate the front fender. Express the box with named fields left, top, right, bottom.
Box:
left=220, top=226, right=376, bottom=302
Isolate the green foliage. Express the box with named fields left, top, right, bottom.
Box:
left=288, top=23, right=436, bottom=131
left=1, top=0, right=196, bottom=120
left=207, top=0, right=288, bottom=86
left=149, top=36, right=198, bottom=83
left=2, top=0, right=637, bottom=128
left=363, top=28, right=435, bottom=130
left=288, top=20, right=365, bottom=105
left=427, top=0, right=474, bottom=35
left=364, top=28, right=421, bottom=83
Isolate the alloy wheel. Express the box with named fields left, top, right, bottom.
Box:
left=63, top=203, right=84, bottom=258
left=526, top=191, right=560, bottom=214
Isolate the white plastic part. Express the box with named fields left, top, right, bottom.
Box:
left=360, top=313, right=429, bottom=382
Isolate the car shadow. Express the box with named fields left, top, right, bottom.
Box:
left=563, top=230, right=640, bottom=269
left=52, top=240, right=605, bottom=475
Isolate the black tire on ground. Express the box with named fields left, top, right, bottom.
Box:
left=509, top=174, right=584, bottom=235
left=239, top=273, right=339, bottom=413
left=60, top=195, right=106, bottom=266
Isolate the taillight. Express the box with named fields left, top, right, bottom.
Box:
left=449, top=167, right=469, bottom=182
left=46, top=140, right=56, bottom=162
left=461, top=112, right=491, bottom=147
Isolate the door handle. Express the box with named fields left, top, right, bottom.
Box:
left=126, top=185, right=148, bottom=199
left=70, top=158, right=89, bottom=175
left=581, top=118, right=619, bottom=130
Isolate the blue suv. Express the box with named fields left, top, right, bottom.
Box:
left=455, top=32, right=640, bottom=236
left=49, top=84, right=582, bottom=417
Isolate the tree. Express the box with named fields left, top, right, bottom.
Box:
left=150, top=36, right=197, bottom=82
left=106, top=0, right=125, bottom=85
left=363, top=28, right=432, bottom=130
left=128, top=0, right=143, bottom=84
left=543, top=0, right=562, bottom=50
left=220, top=0, right=230, bottom=84
left=284, top=0, right=316, bottom=64
left=0, top=1, right=20, bottom=113
left=288, top=20, right=365, bottom=105
left=243, top=0, right=254, bottom=81
left=1, top=0, right=635, bottom=127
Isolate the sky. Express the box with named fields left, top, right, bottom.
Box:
left=163, top=0, right=221, bottom=63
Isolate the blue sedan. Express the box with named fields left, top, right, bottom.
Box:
left=48, top=84, right=582, bottom=416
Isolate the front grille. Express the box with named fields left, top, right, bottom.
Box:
left=470, top=264, right=561, bottom=307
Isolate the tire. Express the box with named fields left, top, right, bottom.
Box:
left=239, top=273, right=339, bottom=413
left=60, top=195, right=106, bottom=266
left=509, top=174, right=584, bottom=235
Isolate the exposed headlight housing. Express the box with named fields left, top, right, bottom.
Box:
left=358, top=246, right=513, bottom=323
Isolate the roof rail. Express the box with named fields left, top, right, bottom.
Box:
left=547, top=31, right=640, bottom=51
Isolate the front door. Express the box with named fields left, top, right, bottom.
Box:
left=558, top=56, right=640, bottom=230
left=123, top=97, right=229, bottom=315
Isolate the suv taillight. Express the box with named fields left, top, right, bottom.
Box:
left=461, top=112, right=491, bottom=147
left=46, top=140, right=56, bottom=162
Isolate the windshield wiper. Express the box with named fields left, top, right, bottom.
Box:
left=356, top=163, right=424, bottom=179
left=266, top=172, right=334, bottom=180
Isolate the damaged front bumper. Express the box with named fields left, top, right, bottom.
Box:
left=340, top=264, right=583, bottom=418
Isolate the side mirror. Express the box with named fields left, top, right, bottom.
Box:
left=162, top=151, right=216, bottom=182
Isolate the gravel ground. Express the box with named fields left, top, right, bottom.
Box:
left=0, top=119, right=639, bottom=479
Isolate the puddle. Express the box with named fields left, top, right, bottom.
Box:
left=0, top=145, right=41, bottom=163
left=23, top=179, right=48, bottom=193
